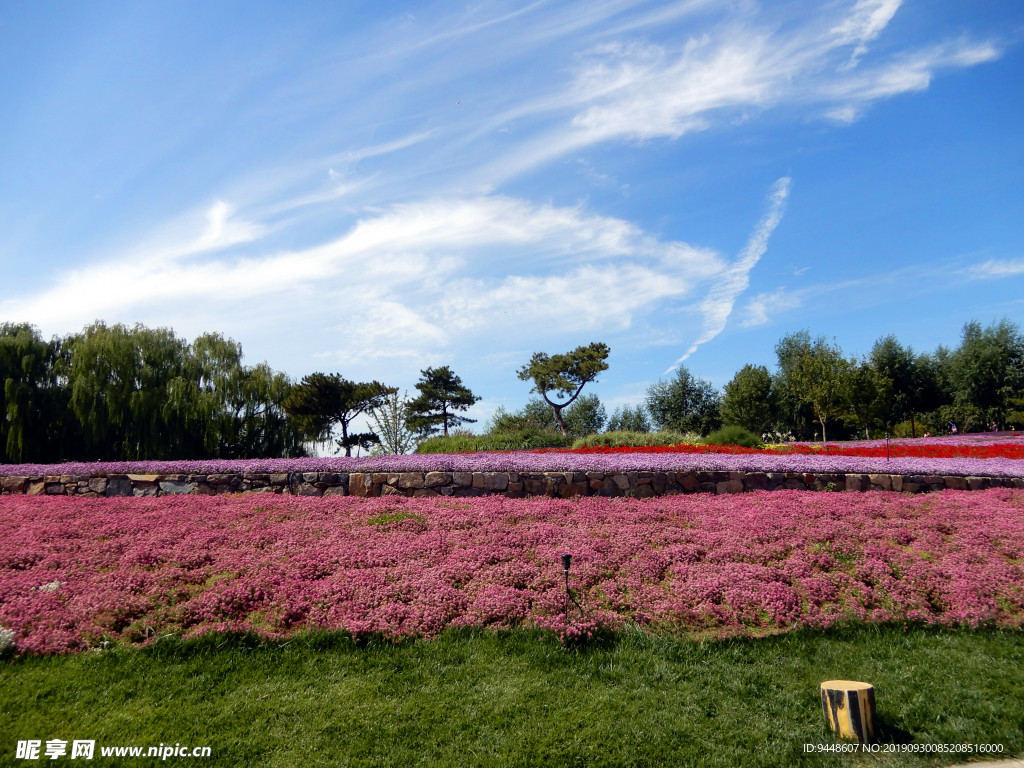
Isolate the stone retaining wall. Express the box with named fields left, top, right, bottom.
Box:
left=3, top=470, right=1022, bottom=499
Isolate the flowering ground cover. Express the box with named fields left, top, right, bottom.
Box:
left=547, top=432, right=1024, bottom=460
left=3, top=489, right=1022, bottom=655
left=794, top=432, right=1023, bottom=449
left=4, top=446, right=1024, bottom=478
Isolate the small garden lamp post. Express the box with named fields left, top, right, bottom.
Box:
left=561, top=554, right=572, bottom=616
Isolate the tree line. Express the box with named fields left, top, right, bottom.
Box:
left=0, top=321, right=490, bottom=462
left=0, top=322, right=306, bottom=462
left=2, top=319, right=1021, bottom=462
left=698, top=320, right=1023, bottom=443
left=456, top=320, right=1024, bottom=446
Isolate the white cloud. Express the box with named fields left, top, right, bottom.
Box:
left=569, top=37, right=776, bottom=143
left=475, top=1, right=1001, bottom=182
left=820, top=39, right=1001, bottom=113
left=192, top=200, right=267, bottom=253
left=741, top=288, right=806, bottom=327
left=831, top=0, right=903, bottom=68
left=667, top=176, right=791, bottom=370
left=1, top=194, right=727, bottom=370
left=965, top=259, right=1024, bottom=279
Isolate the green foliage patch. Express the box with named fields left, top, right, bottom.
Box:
left=416, top=429, right=573, bottom=453
left=365, top=509, right=427, bottom=527
left=703, top=425, right=763, bottom=448
left=571, top=430, right=696, bottom=449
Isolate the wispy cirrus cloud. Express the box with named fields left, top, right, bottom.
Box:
left=821, top=38, right=1001, bottom=122
left=963, top=258, right=1024, bottom=279
left=741, top=287, right=806, bottom=328
left=667, top=176, right=791, bottom=371
left=1, top=194, right=726, bottom=376
left=831, top=0, right=903, bottom=69
left=476, top=0, right=1001, bottom=181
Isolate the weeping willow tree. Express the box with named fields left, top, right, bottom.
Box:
left=0, top=323, right=66, bottom=463
left=57, top=323, right=306, bottom=461
left=63, top=323, right=185, bottom=459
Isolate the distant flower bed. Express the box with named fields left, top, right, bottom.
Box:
left=801, top=432, right=1022, bottom=448
left=4, top=449, right=1024, bottom=478
left=543, top=438, right=1024, bottom=461
left=2, top=490, right=1022, bottom=653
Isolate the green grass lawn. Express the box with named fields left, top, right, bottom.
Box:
left=2, top=625, right=1022, bottom=767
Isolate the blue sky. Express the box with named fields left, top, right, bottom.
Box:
left=1, top=0, right=1022, bottom=429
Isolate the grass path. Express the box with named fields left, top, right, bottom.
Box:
left=3, top=625, right=1022, bottom=767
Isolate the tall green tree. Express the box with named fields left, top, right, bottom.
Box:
left=2, top=321, right=306, bottom=462
left=773, top=331, right=819, bottom=440
left=177, top=334, right=306, bottom=459
left=64, top=322, right=192, bottom=460
left=215, top=363, right=307, bottom=459
left=485, top=399, right=555, bottom=433
left=645, top=366, right=721, bottom=437
left=0, top=323, right=64, bottom=462
left=517, top=342, right=610, bottom=435
left=606, top=404, right=651, bottom=433
left=405, top=366, right=480, bottom=438
left=720, top=364, right=775, bottom=435
left=946, top=319, right=1024, bottom=430
left=842, top=358, right=879, bottom=439
left=869, top=335, right=917, bottom=433
left=283, top=373, right=396, bottom=456
left=786, top=334, right=850, bottom=446
left=563, top=393, right=607, bottom=438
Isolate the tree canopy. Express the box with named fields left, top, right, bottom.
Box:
left=606, top=404, right=651, bottom=433
left=517, top=342, right=610, bottom=435
left=404, top=366, right=480, bottom=438
left=784, top=333, right=850, bottom=446
left=720, top=364, right=775, bottom=435
left=3, top=316, right=1022, bottom=460
left=1, top=323, right=63, bottom=462
left=645, top=366, right=721, bottom=437
left=945, top=320, right=1023, bottom=431
left=0, top=322, right=307, bottom=462
left=283, top=373, right=396, bottom=456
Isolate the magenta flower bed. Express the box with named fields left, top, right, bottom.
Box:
left=4, top=450, right=1024, bottom=478
left=2, top=490, right=1023, bottom=654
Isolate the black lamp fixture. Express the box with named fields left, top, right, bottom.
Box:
left=562, top=553, right=572, bottom=616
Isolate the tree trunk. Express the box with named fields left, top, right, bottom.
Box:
left=553, top=405, right=568, bottom=435
left=340, top=422, right=351, bottom=456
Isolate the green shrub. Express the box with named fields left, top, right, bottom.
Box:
left=571, top=430, right=696, bottom=449
left=416, top=429, right=573, bottom=453
left=892, top=414, right=948, bottom=438
left=701, top=425, right=762, bottom=448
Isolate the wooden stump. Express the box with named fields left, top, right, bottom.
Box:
left=820, top=680, right=875, bottom=743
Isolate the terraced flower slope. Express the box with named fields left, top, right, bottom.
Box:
left=4, top=433, right=1023, bottom=479
left=2, top=489, right=1022, bottom=655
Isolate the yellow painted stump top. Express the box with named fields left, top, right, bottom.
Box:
left=820, top=680, right=873, bottom=690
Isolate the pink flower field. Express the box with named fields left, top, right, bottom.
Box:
left=2, top=489, right=1023, bottom=654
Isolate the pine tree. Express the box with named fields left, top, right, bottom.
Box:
left=405, top=366, right=480, bottom=438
